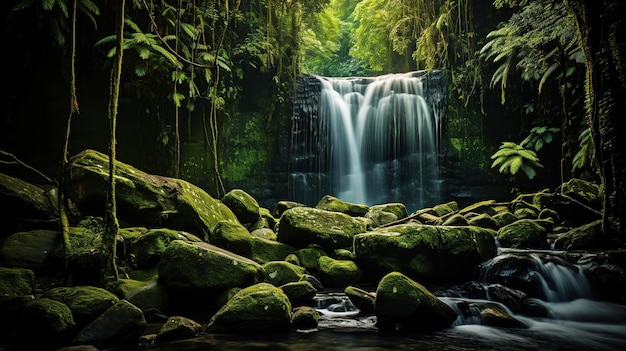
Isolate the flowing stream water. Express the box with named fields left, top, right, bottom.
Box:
left=135, top=249, right=626, bottom=351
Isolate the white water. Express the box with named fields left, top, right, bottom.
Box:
left=315, top=72, right=442, bottom=209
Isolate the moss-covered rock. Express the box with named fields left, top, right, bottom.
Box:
left=291, top=306, right=319, bottom=330
left=467, top=213, right=500, bottom=231
left=280, top=280, right=317, bottom=306
left=553, top=220, right=608, bottom=250
left=42, top=286, right=119, bottom=327
left=295, top=245, right=328, bottom=272
left=318, top=256, right=361, bottom=288
left=370, top=203, right=409, bottom=219
left=497, top=219, right=549, bottom=249
left=374, top=272, right=457, bottom=332
left=0, top=267, right=34, bottom=303
left=458, top=200, right=497, bottom=216
left=117, top=270, right=170, bottom=313
left=442, top=213, right=469, bottom=226
left=262, top=261, right=306, bottom=286
left=493, top=211, right=517, bottom=227
left=316, top=195, right=369, bottom=217
left=208, top=220, right=254, bottom=257
left=365, top=208, right=399, bottom=227
left=432, top=201, right=459, bottom=217
left=0, top=229, right=62, bottom=273
left=71, top=299, right=146, bottom=349
left=21, top=297, right=76, bottom=345
left=250, top=227, right=277, bottom=241
left=273, top=200, right=306, bottom=218
left=206, top=283, right=292, bottom=333
left=155, top=315, right=204, bottom=342
left=250, top=237, right=296, bottom=264
left=221, top=189, right=261, bottom=226
left=344, top=285, right=375, bottom=314
left=158, top=240, right=264, bottom=292
left=354, top=224, right=497, bottom=282
left=128, top=228, right=202, bottom=269
left=65, top=149, right=238, bottom=239
left=277, top=207, right=369, bottom=250
left=561, top=178, right=602, bottom=209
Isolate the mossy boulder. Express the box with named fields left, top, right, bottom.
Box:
left=221, top=189, right=261, bottom=226
left=158, top=240, right=264, bottom=292
left=262, top=261, right=306, bottom=287
left=273, top=200, right=306, bottom=218
left=128, top=228, right=202, bottom=269
left=344, top=285, right=376, bottom=314
left=316, top=195, right=369, bottom=217
left=432, top=201, right=459, bottom=217
left=117, top=270, right=170, bottom=313
left=493, top=211, right=517, bottom=227
left=374, top=272, right=457, bottom=332
left=155, top=315, right=204, bottom=342
left=280, top=280, right=318, bottom=305
left=291, top=306, right=319, bottom=330
left=0, top=267, right=34, bottom=303
left=277, top=207, right=369, bottom=250
left=206, top=283, right=292, bottom=333
left=354, top=224, right=497, bottom=282
left=0, top=229, right=62, bottom=273
left=42, top=286, right=119, bottom=327
left=21, top=297, right=76, bottom=346
left=467, top=213, right=500, bottom=231
left=208, top=220, right=254, bottom=257
left=65, top=149, right=238, bottom=239
left=553, top=220, right=608, bottom=250
left=249, top=237, right=296, bottom=264
left=561, top=178, right=602, bottom=209
left=317, top=256, right=362, bottom=288
left=370, top=203, right=409, bottom=219
left=70, top=299, right=146, bottom=349
left=365, top=208, right=399, bottom=227
left=458, top=200, right=497, bottom=216
left=295, top=245, right=328, bottom=272
left=497, top=219, right=549, bottom=249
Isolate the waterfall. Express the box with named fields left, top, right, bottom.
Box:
left=290, top=71, right=447, bottom=211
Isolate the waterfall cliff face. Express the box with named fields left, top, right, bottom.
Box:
left=290, top=71, right=448, bottom=211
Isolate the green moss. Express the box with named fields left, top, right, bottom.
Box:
left=221, top=113, right=270, bottom=182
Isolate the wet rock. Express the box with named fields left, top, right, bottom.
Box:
left=291, top=306, right=319, bottom=330
left=344, top=285, right=376, bottom=314
left=43, top=286, right=119, bottom=327
left=374, top=272, right=457, bottom=332
left=155, top=315, right=204, bottom=342
left=158, top=240, right=264, bottom=302
left=222, top=189, right=261, bottom=227
left=207, top=283, right=292, bottom=333
left=71, top=299, right=146, bottom=349
left=277, top=207, right=369, bottom=250
left=280, top=280, right=317, bottom=306
left=497, top=219, right=549, bottom=249
left=317, top=256, right=361, bottom=288
left=316, top=194, right=369, bottom=217
left=263, top=261, right=306, bottom=287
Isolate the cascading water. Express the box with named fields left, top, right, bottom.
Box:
left=290, top=71, right=447, bottom=211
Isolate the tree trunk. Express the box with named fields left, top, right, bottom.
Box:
left=566, top=0, right=626, bottom=235
left=103, top=0, right=126, bottom=285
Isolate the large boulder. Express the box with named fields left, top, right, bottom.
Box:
left=158, top=240, right=264, bottom=306
left=277, top=207, right=369, bottom=250
left=354, top=224, right=497, bottom=282
left=374, top=272, right=457, bottom=332
left=0, top=267, right=34, bottom=303
left=497, top=219, right=549, bottom=249
left=221, top=189, right=261, bottom=227
left=315, top=195, right=369, bottom=217
left=20, top=297, right=76, bottom=348
left=65, top=149, right=238, bottom=240
left=0, top=229, right=61, bottom=273
left=206, top=283, right=292, bottom=332
left=317, top=256, right=361, bottom=288
left=0, top=172, right=59, bottom=236
left=70, top=299, right=146, bottom=349
left=127, top=228, right=202, bottom=269
left=42, top=286, right=120, bottom=328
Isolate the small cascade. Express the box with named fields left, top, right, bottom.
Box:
left=290, top=71, right=448, bottom=211
left=479, top=250, right=593, bottom=302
